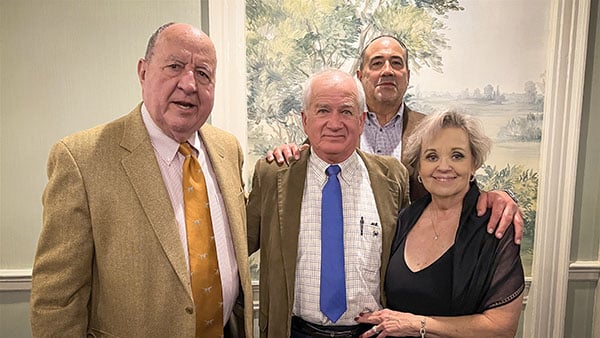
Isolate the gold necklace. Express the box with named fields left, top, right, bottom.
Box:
left=430, top=208, right=439, bottom=240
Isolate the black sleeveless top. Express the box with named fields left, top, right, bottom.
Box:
left=385, top=184, right=525, bottom=316
left=386, top=239, right=454, bottom=315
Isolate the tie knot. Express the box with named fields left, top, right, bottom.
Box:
left=326, top=165, right=341, bottom=177
left=179, top=142, right=194, bottom=157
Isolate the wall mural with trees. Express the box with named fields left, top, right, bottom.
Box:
left=246, top=0, right=549, bottom=277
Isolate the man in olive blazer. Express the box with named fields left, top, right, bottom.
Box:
left=246, top=69, right=411, bottom=337
left=30, top=23, right=253, bottom=337
left=247, top=149, right=409, bottom=337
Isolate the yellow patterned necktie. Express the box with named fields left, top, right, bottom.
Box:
left=179, top=142, right=223, bottom=338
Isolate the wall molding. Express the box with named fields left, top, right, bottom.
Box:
left=0, top=269, right=32, bottom=291
left=569, top=261, right=600, bottom=281
left=4, top=263, right=598, bottom=292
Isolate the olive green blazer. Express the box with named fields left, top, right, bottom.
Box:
left=247, top=148, right=410, bottom=338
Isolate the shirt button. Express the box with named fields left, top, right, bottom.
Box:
left=377, top=150, right=382, bottom=153
left=185, top=307, right=194, bottom=314
left=379, top=128, right=383, bottom=132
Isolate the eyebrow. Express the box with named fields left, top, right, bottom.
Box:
left=313, top=101, right=357, bottom=109
left=165, top=55, right=185, bottom=63
left=423, top=147, right=467, bottom=152
left=164, top=55, right=214, bottom=72
left=369, top=55, right=405, bottom=62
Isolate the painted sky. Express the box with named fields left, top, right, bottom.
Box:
left=411, top=0, right=550, bottom=95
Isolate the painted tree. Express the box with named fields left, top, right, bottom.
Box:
left=523, top=80, right=538, bottom=104
left=483, top=84, right=494, bottom=100
left=246, top=0, right=463, bottom=154
left=477, top=164, right=538, bottom=257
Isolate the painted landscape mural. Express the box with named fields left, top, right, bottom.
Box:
left=246, top=0, right=550, bottom=277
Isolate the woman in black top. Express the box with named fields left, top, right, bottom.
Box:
left=357, top=111, right=524, bottom=337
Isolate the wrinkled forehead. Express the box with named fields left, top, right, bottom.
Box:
left=309, top=91, right=360, bottom=114
left=311, top=95, right=359, bottom=108
left=156, top=25, right=216, bottom=64
left=368, top=40, right=405, bottom=57
left=363, top=37, right=407, bottom=64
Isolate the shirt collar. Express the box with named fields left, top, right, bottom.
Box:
left=308, top=149, right=360, bottom=185
left=141, top=103, right=201, bottom=164
left=366, top=101, right=404, bottom=127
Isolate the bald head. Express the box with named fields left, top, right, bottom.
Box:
left=137, top=23, right=217, bottom=142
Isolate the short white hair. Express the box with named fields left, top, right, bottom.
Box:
left=301, top=68, right=366, bottom=113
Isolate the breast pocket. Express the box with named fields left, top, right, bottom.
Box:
left=359, top=222, right=382, bottom=276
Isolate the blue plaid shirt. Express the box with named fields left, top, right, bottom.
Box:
left=360, top=103, right=404, bottom=160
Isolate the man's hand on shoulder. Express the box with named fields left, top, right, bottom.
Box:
left=477, top=190, right=524, bottom=244
left=265, top=143, right=307, bottom=165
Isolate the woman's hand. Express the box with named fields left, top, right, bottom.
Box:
left=355, top=309, right=421, bottom=338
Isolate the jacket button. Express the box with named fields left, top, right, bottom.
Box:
left=185, top=307, right=194, bottom=314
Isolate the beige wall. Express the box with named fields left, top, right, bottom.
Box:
left=0, top=1, right=202, bottom=337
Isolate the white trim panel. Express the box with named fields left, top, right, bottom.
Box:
left=0, top=269, right=32, bottom=291
left=523, top=0, right=591, bottom=337
left=569, top=261, right=600, bottom=281
left=4, top=266, right=598, bottom=292
left=208, top=0, right=248, bottom=158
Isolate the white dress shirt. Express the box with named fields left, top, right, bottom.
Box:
left=141, top=105, right=239, bottom=325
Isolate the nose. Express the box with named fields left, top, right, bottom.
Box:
left=437, top=157, right=451, bottom=170
left=382, top=60, right=394, bottom=75
left=326, top=112, right=343, bottom=129
left=177, top=70, right=197, bottom=94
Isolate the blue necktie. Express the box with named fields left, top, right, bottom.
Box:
left=320, top=164, right=347, bottom=323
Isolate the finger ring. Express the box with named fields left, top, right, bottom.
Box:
left=371, top=325, right=379, bottom=334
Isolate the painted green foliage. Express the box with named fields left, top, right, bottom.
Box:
left=478, top=164, right=538, bottom=256
left=246, top=0, right=463, bottom=154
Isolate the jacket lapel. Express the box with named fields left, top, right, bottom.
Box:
left=358, top=150, right=401, bottom=297
left=198, top=124, right=250, bottom=280
left=278, top=152, right=308, bottom=307
left=119, top=107, right=191, bottom=297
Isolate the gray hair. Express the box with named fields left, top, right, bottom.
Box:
left=301, top=69, right=366, bottom=113
left=404, top=111, right=492, bottom=172
left=144, top=22, right=176, bottom=61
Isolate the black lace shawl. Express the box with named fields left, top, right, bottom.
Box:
left=388, top=183, right=525, bottom=315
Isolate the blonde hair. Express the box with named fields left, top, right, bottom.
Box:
left=404, top=111, right=492, bottom=173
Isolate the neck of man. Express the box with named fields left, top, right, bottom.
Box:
left=368, top=100, right=403, bottom=126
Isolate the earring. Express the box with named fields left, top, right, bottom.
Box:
left=470, top=174, right=475, bottom=182
left=417, top=175, right=422, bottom=184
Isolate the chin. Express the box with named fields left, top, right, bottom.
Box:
left=428, top=185, right=470, bottom=198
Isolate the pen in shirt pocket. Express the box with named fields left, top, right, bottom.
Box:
left=360, top=216, right=364, bottom=236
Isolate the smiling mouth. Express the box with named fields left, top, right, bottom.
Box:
left=434, top=177, right=456, bottom=182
